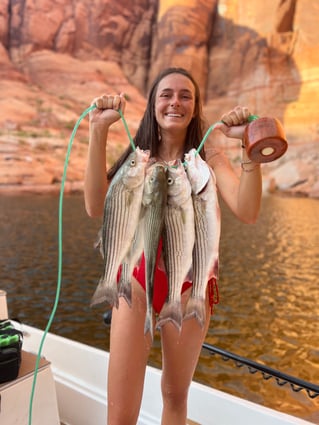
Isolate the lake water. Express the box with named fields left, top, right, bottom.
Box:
left=1, top=193, right=318, bottom=423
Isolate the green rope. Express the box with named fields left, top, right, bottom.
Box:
left=118, top=108, right=136, bottom=151
left=248, top=114, right=259, bottom=122
left=192, top=113, right=258, bottom=161
left=195, top=121, right=223, bottom=156
left=28, top=104, right=94, bottom=425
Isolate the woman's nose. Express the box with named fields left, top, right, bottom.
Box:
left=170, top=94, right=180, bottom=106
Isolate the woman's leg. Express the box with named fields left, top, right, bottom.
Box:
left=107, top=277, right=153, bottom=425
left=160, top=288, right=211, bottom=425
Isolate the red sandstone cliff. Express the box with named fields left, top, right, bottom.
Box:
left=0, top=0, right=318, bottom=197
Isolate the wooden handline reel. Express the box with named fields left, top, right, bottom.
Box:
left=243, top=115, right=288, bottom=163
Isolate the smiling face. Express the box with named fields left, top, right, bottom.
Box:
left=154, top=73, right=196, bottom=137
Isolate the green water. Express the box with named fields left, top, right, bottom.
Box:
left=1, top=194, right=318, bottom=422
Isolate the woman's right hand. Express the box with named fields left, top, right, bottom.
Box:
left=214, top=106, right=251, bottom=140
left=89, top=93, right=127, bottom=127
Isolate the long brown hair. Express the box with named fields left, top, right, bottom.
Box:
left=107, top=67, right=206, bottom=179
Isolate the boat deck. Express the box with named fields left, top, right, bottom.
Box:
left=21, top=323, right=315, bottom=425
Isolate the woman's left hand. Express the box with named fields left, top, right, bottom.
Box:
left=215, top=106, right=251, bottom=139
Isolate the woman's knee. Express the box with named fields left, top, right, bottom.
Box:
left=108, top=403, right=139, bottom=425
left=161, top=381, right=189, bottom=409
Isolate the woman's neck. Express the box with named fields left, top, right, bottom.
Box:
left=158, top=132, right=186, bottom=162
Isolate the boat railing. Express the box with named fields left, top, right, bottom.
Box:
left=202, top=342, right=319, bottom=400
left=103, top=310, right=318, bottom=401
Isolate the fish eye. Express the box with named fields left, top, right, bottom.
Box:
left=130, top=159, right=136, bottom=166
left=167, top=177, right=174, bottom=185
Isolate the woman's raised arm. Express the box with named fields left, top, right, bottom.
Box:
left=205, top=106, right=262, bottom=224
left=84, top=94, right=126, bottom=217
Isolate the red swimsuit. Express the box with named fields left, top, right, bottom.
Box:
left=132, top=240, right=219, bottom=314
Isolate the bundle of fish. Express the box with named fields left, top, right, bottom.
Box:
left=91, top=147, right=221, bottom=336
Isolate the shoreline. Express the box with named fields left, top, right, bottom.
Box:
left=0, top=182, right=84, bottom=196
left=0, top=182, right=317, bottom=199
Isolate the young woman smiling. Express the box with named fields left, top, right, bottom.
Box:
left=84, top=67, right=262, bottom=425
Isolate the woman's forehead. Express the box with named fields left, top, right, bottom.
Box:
left=156, top=73, right=195, bottom=93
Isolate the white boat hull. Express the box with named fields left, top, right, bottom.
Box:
left=19, top=323, right=314, bottom=425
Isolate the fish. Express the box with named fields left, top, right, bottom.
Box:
left=184, top=149, right=221, bottom=327
left=156, top=160, right=195, bottom=331
left=117, top=219, right=144, bottom=306
left=184, top=148, right=211, bottom=194
left=142, top=161, right=168, bottom=338
left=94, top=227, right=103, bottom=258
left=90, top=147, right=150, bottom=308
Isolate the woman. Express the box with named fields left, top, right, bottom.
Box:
left=84, top=67, right=262, bottom=425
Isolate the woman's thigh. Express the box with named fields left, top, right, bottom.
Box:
left=107, top=277, right=153, bottom=422
left=160, top=288, right=211, bottom=396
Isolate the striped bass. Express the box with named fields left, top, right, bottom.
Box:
left=118, top=220, right=144, bottom=306
left=184, top=149, right=221, bottom=327
left=90, top=147, right=150, bottom=308
left=157, top=160, right=195, bottom=331
left=142, top=161, right=168, bottom=338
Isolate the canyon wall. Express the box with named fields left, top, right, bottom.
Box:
left=0, top=0, right=318, bottom=196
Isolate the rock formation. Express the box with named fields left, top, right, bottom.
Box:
left=0, top=0, right=318, bottom=197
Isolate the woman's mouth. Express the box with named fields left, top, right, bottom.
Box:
left=165, top=113, right=183, bottom=118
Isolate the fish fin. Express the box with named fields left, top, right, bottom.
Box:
left=90, top=278, right=119, bottom=308
left=144, top=311, right=154, bottom=340
left=156, top=301, right=182, bottom=332
left=118, top=280, right=132, bottom=307
left=157, top=255, right=166, bottom=273
left=94, top=227, right=104, bottom=259
left=185, top=266, right=193, bottom=282
left=184, top=297, right=206, bottom=328
left=118, top=260, right=136, bottom=307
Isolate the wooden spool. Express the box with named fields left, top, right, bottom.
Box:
left=243, top=117, right=288, bottom=163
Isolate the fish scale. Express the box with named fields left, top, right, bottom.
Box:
left=143, top=162, right=168, bottom=339
left=118, top=220, right=144, bottom=306
left=98, top=187, right=132, bottom=307
left=90, top=148, right=150, bottom=308
left=184, top=149, right=221, bottom=327
left=157, top=162, right=195, bottom=331
left=164, top=210, right=185, bottom=298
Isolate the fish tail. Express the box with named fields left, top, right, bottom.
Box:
left=144, top=310, right=154, bottom=340
left=118, top=283, right=132, bottom=307
left=90, top=278, right=119, bottom=308
left=118, top=278, right=132, bottom=307
left=156, top=301, right=182, bottom=332
left=184, top=297, right=206, bottom=328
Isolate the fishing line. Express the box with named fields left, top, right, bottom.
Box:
left=195, top=121, right=223, bottom=156
left=28, top=102, right=219, bottom=424
left=117, top=108, right=136, bottom=151
left=28, top=104, right=95, bottom=425
left=195, top=114, right=258, bottom=158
